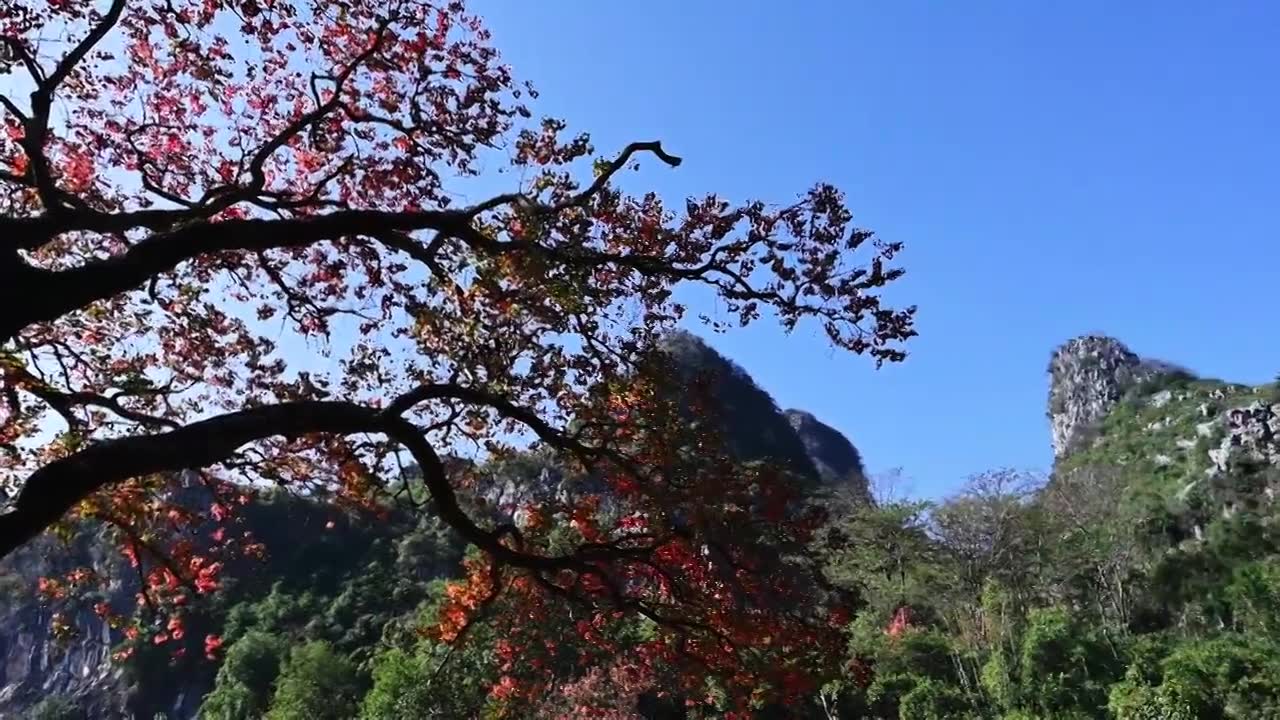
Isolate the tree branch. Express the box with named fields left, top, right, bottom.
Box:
left=0, top=391, right=653, bottom=576
left=1, top=208, right=464, bottom=341
left=468, top=140, right=682, bottom=216
left=240, top=21, right=390, bottom=197
left=0, top=400, right=379, bottom=561
left=380, top=413, right=651, bottom=572
left=22, top=0, right=128, bottom=211
left=0, top=36, right=46, bottom=85
left=40, top=0, right=128, bottom=97
left=555, top=141, right=682, bottom=213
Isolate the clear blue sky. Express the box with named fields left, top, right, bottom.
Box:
left=467, top=1, right=1279, bottom=498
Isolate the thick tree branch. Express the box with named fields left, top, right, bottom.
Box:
left=386, top=383, right=574, bottom=450
left=1, top=208, right=462, bottom=341
left=0, top=93, right=28, bottom=123
left=0, top=391, right=653, bottom=575
left=0, top=400, right=377, bottom=560
left=1, top=138, right=879, bottom=368
left=0, top=136, right=714, bottom=349
left=0, top=189, right=717, bottom=344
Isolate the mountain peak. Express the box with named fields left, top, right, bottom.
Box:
left=1047, top=334, right=1199, bottom=459
left=783, top=410, right=870, bottom=499
left=657, top=332, right=870, bottom=497
left=1047, top=335, right=1149, bottom=458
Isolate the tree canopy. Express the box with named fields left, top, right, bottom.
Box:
left=0, top=0, right=915, bottom=708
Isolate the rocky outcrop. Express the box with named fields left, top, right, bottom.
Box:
left=1204, top=400, right=1280, bottom=515
left=1047, top=335, right=1143, bottom=458
left=469, top=452, right=613, bottom=527
left=1047, top=335, right=1185, bottom=458
left=784, top=410, right=871, bottom=502
left=1050, top=334, right=1280, bottom=517
left=0, top=475, right=221, bottom=719
left=658, top=332, right=821, bottom=480
left=0, top=604, right=126, bottom=718
left=0, top=530, right=127, bottom=719
left=1210, top=400, right=1280, bottom=476
left=0, top=536, right=206, bottom=719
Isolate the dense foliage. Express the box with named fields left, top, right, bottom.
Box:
left=66, top=427, right=1234, bottom=719
left=804, top=372, right=1280, bottom=720
left=13, top=367, right=1280, bottom=718
left=4, top=0, right=1278, bottom=717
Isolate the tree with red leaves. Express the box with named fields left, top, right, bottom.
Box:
left=0, top=0, right=915, bottom=708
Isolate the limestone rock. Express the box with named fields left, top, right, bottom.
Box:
left=1210, top=401, right=1280, bottom=474
left=0, top=532, right=206, bottom=719
left=1047, top=333, right=1280, bottom=519
left=1047, top=335, right=1164, bottom=458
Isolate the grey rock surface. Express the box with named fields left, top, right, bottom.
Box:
left=784, top=410, right=871, bottom=503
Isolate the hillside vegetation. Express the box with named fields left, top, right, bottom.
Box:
left=6, top=334, right=1280, bottom=719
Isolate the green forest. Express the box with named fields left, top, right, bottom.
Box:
left=18, top=338, right=1280, bottom=720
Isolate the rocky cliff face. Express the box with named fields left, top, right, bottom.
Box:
left=1212, top=400, right=1280, bottom=482
left=0, top=475, right=223, bottom=719
left=0, top=533, right=206, bottom=719
left=1048, top=335, right=1160, bottom=458
left=659, top=331, right=822, bottom=480
left=0, top=528, right=127, bottom=719
left=0, top=604, right=121, bottom=718
left=658, top=332, right=869, bottom=498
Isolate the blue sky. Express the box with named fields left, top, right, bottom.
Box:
left=465, top=1, right=1279, bottom=498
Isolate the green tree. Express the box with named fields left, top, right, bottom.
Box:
left=200, top=631, right=289, bottom=720
left=1014, top=607, right=1122, bottom=717
left=1226, top=558, right=1280, bottom=635
left=359, top=635, right=500, bottom=720
left=264, top=642, right=362, bottom=720
left=818, top=498, right=939, bottom=614
left=360, top=649, right=436, bottom=720
left=897, top=677, right=981, bottom=720
left=1109, top=635, right=1280, bottom=720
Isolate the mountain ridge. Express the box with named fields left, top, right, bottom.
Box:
left=1048, top=334, right=1280, bottom=522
